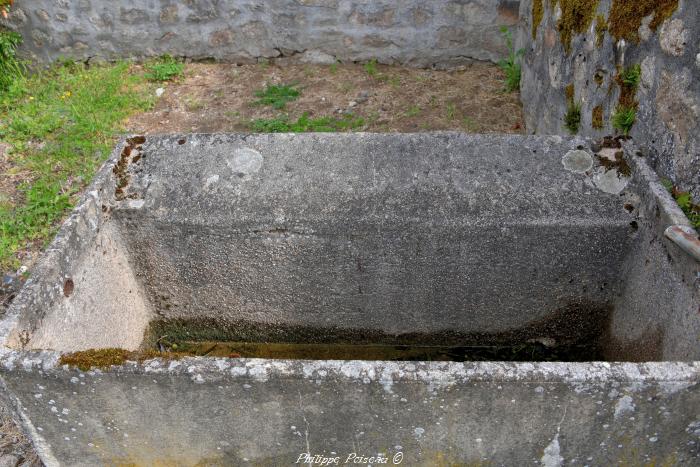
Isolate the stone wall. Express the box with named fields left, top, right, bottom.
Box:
left=1, top=0, right=520, bottom=68
left=517, top=0, right=700, bottom=197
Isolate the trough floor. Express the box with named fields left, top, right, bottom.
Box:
left=126, top=62, right=525, bottom=134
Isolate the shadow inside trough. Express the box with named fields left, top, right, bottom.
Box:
left=141, top=301, right=649, bottom=362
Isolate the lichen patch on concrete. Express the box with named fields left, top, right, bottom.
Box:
left=562, top=149, right=593, bottom=173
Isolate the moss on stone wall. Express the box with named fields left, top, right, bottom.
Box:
left=532, top=0, right=544, bottom=39
left=608, top=0, right=679, bottom=43
left=592, top=105, right=604, bottom=129
left=615, top=64, right=640, bottom=109
left=595, top=14, right=608, bottom=46
left=565, top=83, right=575, bottom=102
left=555, top=0, right=600, bottom=52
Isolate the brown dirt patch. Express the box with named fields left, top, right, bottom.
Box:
left=127, top=62, right=524, bottom=134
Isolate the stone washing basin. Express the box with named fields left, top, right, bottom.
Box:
left=0, top=133, right=698, bottom=465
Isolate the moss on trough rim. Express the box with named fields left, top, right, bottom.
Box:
left=59, top=348, right=192, bottom=371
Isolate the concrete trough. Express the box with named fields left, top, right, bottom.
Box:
left=0, top=133, right=698, bottom=465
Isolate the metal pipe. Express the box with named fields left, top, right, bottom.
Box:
left=664, top=225, right=700, bottom=262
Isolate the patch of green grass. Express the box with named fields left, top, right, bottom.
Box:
left=612, top=106, right=636, bottom=135
left=619, top=64, right=641, bottom=88
left=364, top=59, right=379, bottom=77
left=249, top=112, right=364, bottom=133
left=404, top=105, right=421, bottom=118
left=329, top=63, right=338, bottom=74
left=253, top=84, right=300, bottom=109
left=0, top=61, right=154, bottom=269
left=144, top=55, right=184, bottom=82
left=446, top=103, right=456, bottom=120
left=0, top=29, right=25, bottom=92
left=497, top=26, right=525, bottom=92
left=564, top=101, right=581, bottom=134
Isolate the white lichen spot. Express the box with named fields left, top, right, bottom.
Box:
left=227, top=147, right=263, bottom=180
left=541, top=434, right=564, bottom=467
left=591, top=167, right=629, bottom=194
left=561, top=150, right=593, bottom=173
left=686, top=421, right=700, bottom=437
left=192, top=374, right=205, bottom=384
left=614, top=395, right=635, bottom=419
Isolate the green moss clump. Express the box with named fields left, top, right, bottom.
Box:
left=595, top=14, right=608, bottom=46
left=564, top=101, right=581, bottom=133
left=563, top=82, right=580, bottom=133
left=592, top=105, right=604, bottom=129
left=555, top=0, right=600, bottom=52
left=608, top=0, right=679, bottom=43
left=532, top=0, right=544, bottom=39
left=60, top=348, right=188, bottom=371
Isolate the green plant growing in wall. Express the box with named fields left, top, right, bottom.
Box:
left=498, top=26, right=525, bottom=92
left=564, top=100, right=581, bottom=133
left=0, top=29, right=24, bottom=92
left=661, top=179, right=700, bottom=229
left=612, top=106, right=636, bottom=135
left=619, top=64, right=641, bottom=87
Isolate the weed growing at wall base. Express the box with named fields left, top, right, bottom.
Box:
left=0, top=29, right=24, bottom=92
left=498, top=26, right=525, bottom=92
left=144, top=55, right=184, bottom=82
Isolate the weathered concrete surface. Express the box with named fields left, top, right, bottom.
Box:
left=0, top=0, right=520, bottom=67
left=0, top=157, right=153, bottom=353
left=3, top=133, right=699, bottom=359
left=0, top=133, right=698, bottom=465
left=517, top=0, right=700, bottom=197
left=115, top=134, right=636, bottom=345
left=608, top=142, right=700, bottom=361
left=1, top=355, right=699, bottom=466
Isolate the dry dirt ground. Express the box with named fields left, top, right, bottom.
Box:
left=127, top=61, right=524, bottom=134
left=0, top=401, right=41, bottom=467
